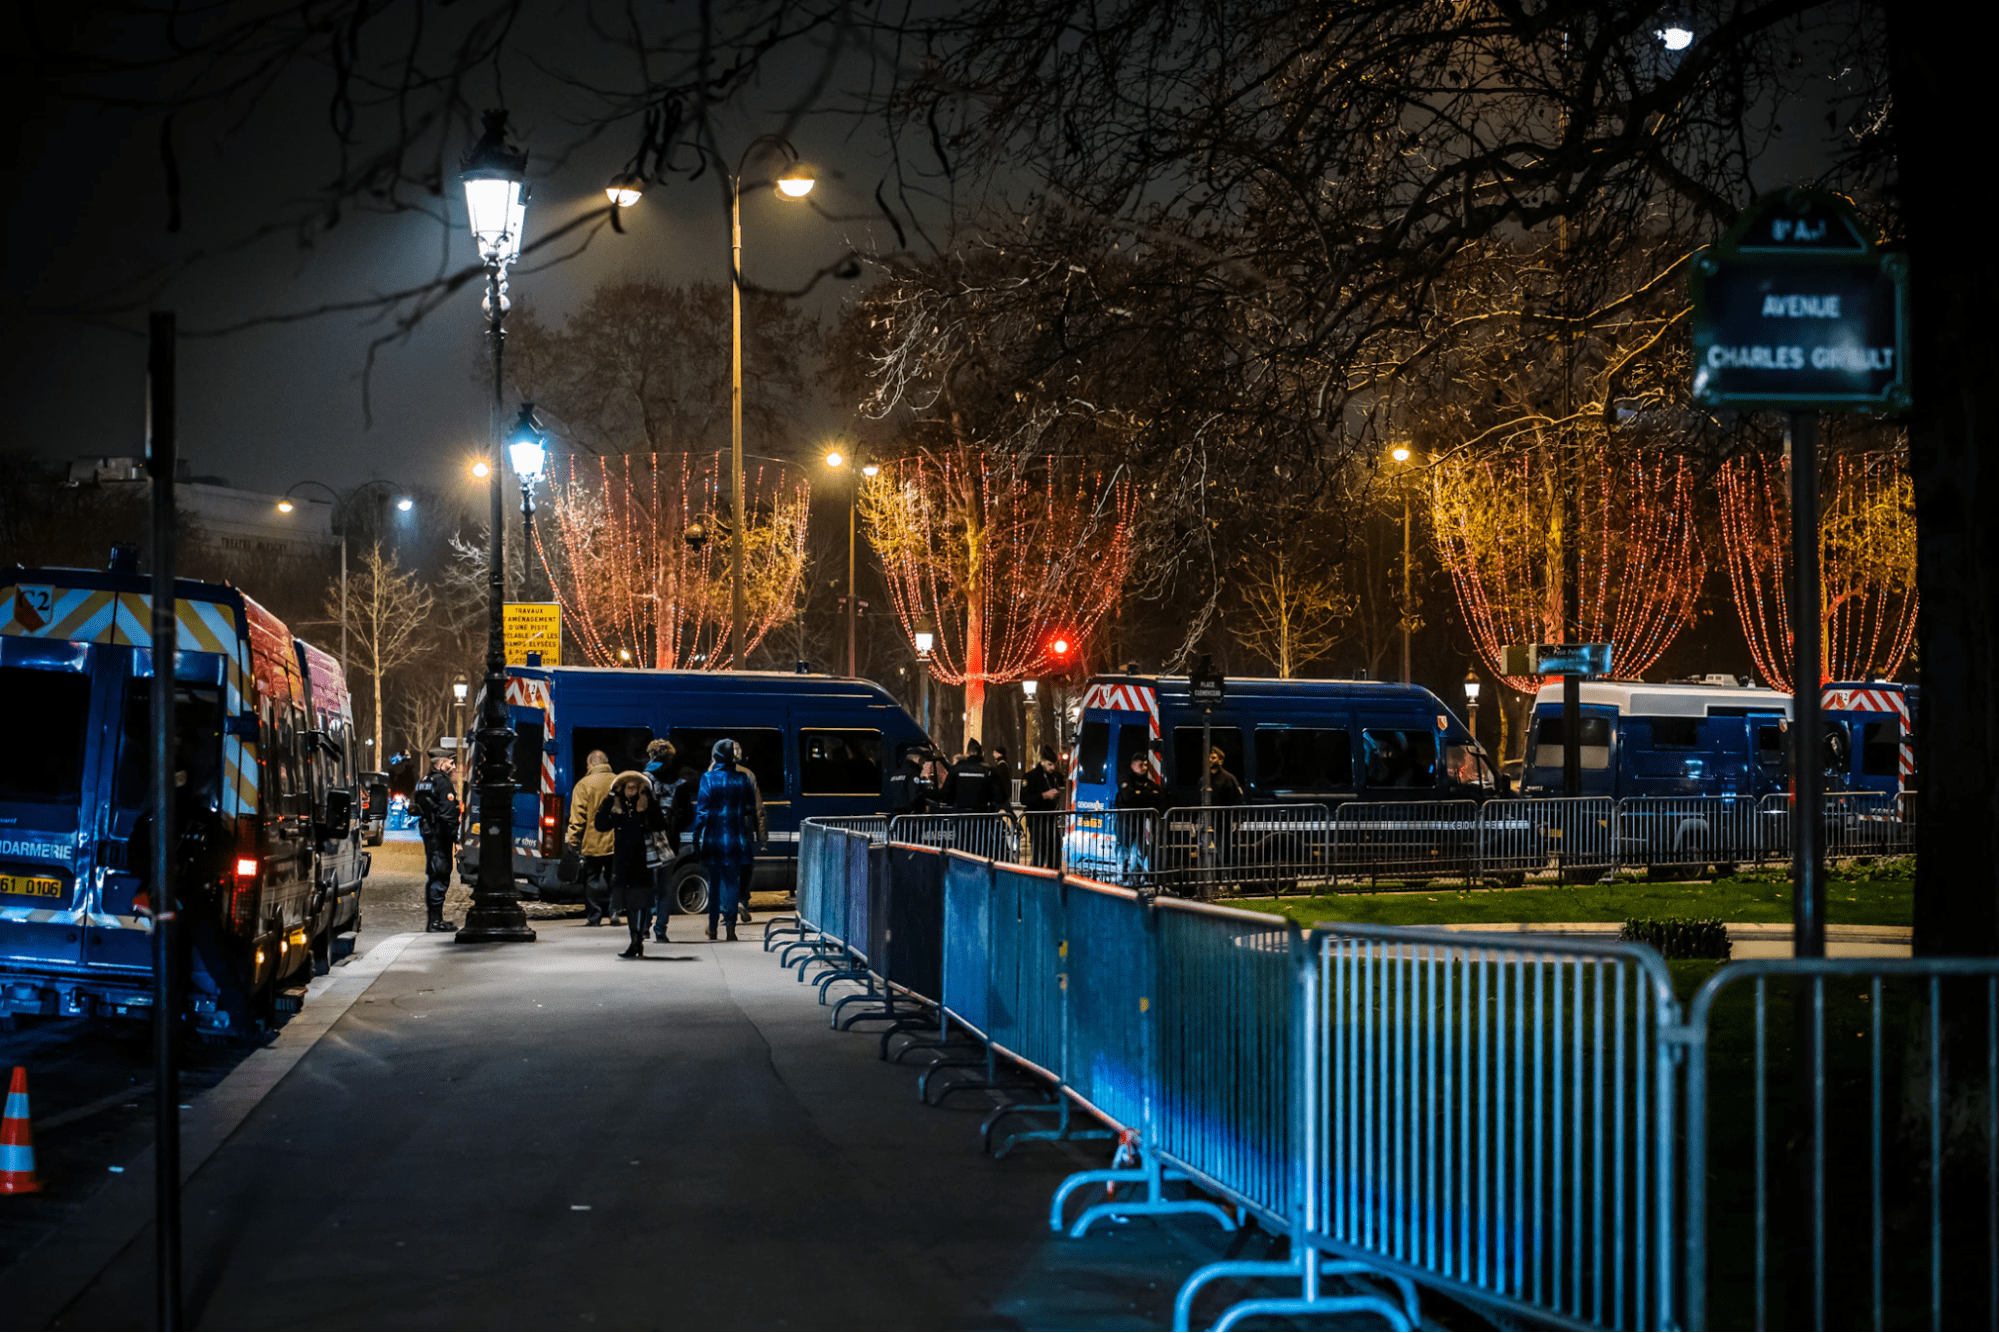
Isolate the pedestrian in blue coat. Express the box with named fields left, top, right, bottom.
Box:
left=691, top=738, right=762, bottom=941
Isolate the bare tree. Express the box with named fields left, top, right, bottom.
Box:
left=325, top=543, right=436, bottom=758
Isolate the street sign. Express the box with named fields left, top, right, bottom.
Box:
left=1689, top=188, right=1910, bottom=412
left=1501, top=642, right=1613, bottom=677
left=1188, top=654, right=1225, bottom=706
left=503, top=602, right=562, bottom=666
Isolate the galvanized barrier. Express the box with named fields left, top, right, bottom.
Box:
left=888, top=812, right=1023, bottom=864
left=1055, top=808, right=1159, bottom=885
left=1757, top=790, right=1916, bottom=863
left=1676, top=957, right=1999, bottom=1331
left=1152, top=804, right=1336, bottom=898
left=1332, top=801, right=1480, bottom=887
left=1614, top=796, right=1771, bottom=874
left=1477, top=797, right=1618, bottom=882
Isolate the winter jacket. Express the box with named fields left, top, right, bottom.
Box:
left=414, top=770, right=462, bottom=839
left=566, top=760, right=618, bottom=857
left=1023, top=764, right=1066, bottom=811
left=1116, top=768, right=1172, bottom=815
left=1208, top=766, right=1246, bottom=806
left=593, top=777, right=667, bottom=887
left=691, top=764, right=762, bottom=868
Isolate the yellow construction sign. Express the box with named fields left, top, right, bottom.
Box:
left=504, top=602, right=562, bottom=666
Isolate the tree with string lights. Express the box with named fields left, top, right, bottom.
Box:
left=859, top=447, right=1135, bottom=751
left=535, top=451, right=809, bottom=670
left=1429, top=442, right=1707, bottom=753
left=1716, top=440, right=1917, bottom=692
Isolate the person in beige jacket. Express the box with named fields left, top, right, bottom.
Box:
left=565, top=751, right=619, bottom=926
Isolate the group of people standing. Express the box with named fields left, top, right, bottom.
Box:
left=565, top=738, right=765, bottom=958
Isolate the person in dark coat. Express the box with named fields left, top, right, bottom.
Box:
left=1207, top=747, right=1246, bottom=806
left=642, top=739, right=679, bottom=942
left=1022, top=746, right=1066, bottom=869
left=414, top=757, right=462, bottom=932
left=691, top=738, right=762, bottom=941
left=1114, top=751, right=1169, bottom=880
left=887, top=749, right=927, bottom=817
left=946, top=738, right=995, bottom=813
left=594, top=771, right=667, bottom=958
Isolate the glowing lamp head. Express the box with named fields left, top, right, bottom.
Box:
left=1657, top=25, right=1694, bottom=50
left=235, top=857, right=258, bottom=878
left=507, top=404, right=548, bottom=482
left=1464, top=673, right=1481, bottom=704
left=453, top=676, right=469, bottom=703
left=861, top=463, right=880, bottom=478
left=276, top=500, right=295, bottom=513
left=460, top=110, right=530, bottom=265
left=775, top=167, right=817, bottom=199
left=1391, top=446, right=1412, bottom=463
left=1050, top=637, right=1071, bottom=659
left=1022, top=678, right=1039, bottom=699
left=824, top=449, right=845, bottom=469
left=913, top=630, right=935, bottom=657
left=396, top=497, right=414, bottom=512
left=605, top=173, right=644, bottom=208
left=472, top=460, right=491, bottom=479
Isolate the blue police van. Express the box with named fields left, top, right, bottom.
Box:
left=467, top=665, right=931, bottom=911
left=1069, top=674, right=1497, bottom=808
left=1518, top=678, right=1917, bottom=800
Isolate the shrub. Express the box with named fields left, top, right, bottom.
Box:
left=1621, top=916, right=1731, bottom=960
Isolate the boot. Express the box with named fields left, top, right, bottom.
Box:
left=706, top=921, right=718, bottom=941
left=725, top=923, right=738, bottom=942
left=426, top=905, right=453, bottom=933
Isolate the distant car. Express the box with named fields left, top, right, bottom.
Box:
left=360, top=770, right=390, bottom=845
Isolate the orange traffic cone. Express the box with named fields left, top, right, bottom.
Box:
left=2, top=1065, right=41, bottom=1194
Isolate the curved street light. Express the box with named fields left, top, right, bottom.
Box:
left=606, top=135, right=816, bottom=669
left=275, top=478, right=413, bottom=679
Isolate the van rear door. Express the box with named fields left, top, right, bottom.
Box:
left=0, top=647, right=122, bottom=971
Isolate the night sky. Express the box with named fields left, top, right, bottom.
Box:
left=0, top=16, right=893, bottom=511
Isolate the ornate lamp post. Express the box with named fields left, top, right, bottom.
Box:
left=457, top=109, right=535, bottom=944
left=823, top=448, right=878, bottom=676
left=1464, top=670, right=1482, bottom=748
left=606, top=141, right=814, bottom=668
left=1391, top=444, right=1416, bottom=685
left=913, top=615, right=937, bottom=739
left=507, top=404, right=548, bottom=600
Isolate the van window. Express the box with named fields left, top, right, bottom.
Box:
left=669, top=727, right=786, bottom=795
left=1076, top=720, right=1111, bottom=785
left=573, top=726, right=653, bottom=779
left=1114, top=723, right=1154, bottom=778
left=0, top=667, right=90, bottom=803
left=513, top=709, right=545, bottom=792
left=1362, top=729, right=1438, bottom=788
left=1756, top=725, right=1785, bottom=765
left=800, top=729, right=881, bottom=795
left=116, top=683, right=225, bottom=812
left=1172, top=726, right=1244, bottom=787
left=1861, top=720, right=1900, bottom=777
left=1254, top=728, right=1353, bottom=792
left=1645, top=716, right=1701, bottom=749
left=1532, top=715, right=1611, bottom=770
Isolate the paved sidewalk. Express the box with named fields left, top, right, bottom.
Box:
left=27, top=921, right=1266, bottom=1330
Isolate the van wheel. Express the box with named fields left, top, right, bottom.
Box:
left=671, top=864, right=711, bottom=916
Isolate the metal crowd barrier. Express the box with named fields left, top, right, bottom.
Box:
left=1331, top=800, right=1480, bottom=888
left=1676, top=957, right=1999, bottom=1331
left=888, top=812, right=1023, bottom=863
left=1476, top=797, right=1618, bottom=882
left=1152, top=804, right=1335, bottom=898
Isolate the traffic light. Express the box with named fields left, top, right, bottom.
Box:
left=1044, top=631, right=1077, bottom=671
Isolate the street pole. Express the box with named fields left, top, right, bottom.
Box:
left=846, top=476, right=858, bottom=676
left=456, top=256, right=534, bottom=945
left=1400, top=481, right=1412, bottom=685
left=338, top=535, right=348, bottom=682
left=729, top=176, right=747, bottom=671
left=146, top=309, right=183, bottom=1332
left=1788, top=410, right=1826, bottom=1330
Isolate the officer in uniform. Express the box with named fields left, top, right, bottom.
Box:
left=415, top=754, right=463, bottom=932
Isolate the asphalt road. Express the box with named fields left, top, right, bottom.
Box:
left=3, top=901, right=1358, bottom=1330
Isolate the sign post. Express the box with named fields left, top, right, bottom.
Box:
left=1188, top=656, right=1225, bottom=896
left=503, top=602, right=562, bottom=667
left=1691, top=187, right=1908, bottom=1329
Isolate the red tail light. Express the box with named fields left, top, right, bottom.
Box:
left=540, top=796, right=563, bottom=859
left=226, top=820, right=260, bottom=931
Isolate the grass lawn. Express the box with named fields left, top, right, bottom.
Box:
left=1229, top=859, right=1912, bottom=932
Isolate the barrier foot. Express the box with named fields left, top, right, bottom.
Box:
left=982, top=1096, right=1115, bottom=1159
left=1069, top=1195, right=1237, bottom=1239
left=1211, top=1296, right=1409, bottom=1332
left=812, top=965, right=868, bottom=999
left=763, top=921, right=807, bottom=951
left=780, top=939, right=838, bottom=970
left=838, top=996, right=928, bottom=1031
left=1173, top=1256, right=1421, bottom=1332
left=877, top=1019, right=947, bottom=1060
left=790, top=944, right=844, bottom=977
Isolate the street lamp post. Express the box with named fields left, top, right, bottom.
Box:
left=1464, top=670, right=1481, bottom=748
left=278, top=478, right=413, bottom=683
left=1391, top=445, right=1415, bottom=685
left=823, top=449, right=878, bottom=676
left=508, top=404, right=548, bottom=600
left=913, top=616, right=937, bottom=739
left=456, top=109, right=535, bottom=945
left=1022, top=678, right=1040, bottom=769
left=609, top=141, right=814, bottom=668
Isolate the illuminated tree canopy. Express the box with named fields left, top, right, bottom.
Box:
left=1717, top=443, right=1916, bottom=691
left=861, top=446, right=1135, bottom=747
left=536, top=452, right=809, bottom=670
left=1430, top=443, right=1707, bottom=692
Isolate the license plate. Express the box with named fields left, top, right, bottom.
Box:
left=0, top=874, right=63, bottom=899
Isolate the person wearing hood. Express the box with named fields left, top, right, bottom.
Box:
left=690, top=738, right=762, bottom=941
left=593, top=771, right=667, bottom=958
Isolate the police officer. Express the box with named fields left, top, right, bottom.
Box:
left=947, top=739, right=996, bottom=813
left=415, top=754, right=462, bottom=932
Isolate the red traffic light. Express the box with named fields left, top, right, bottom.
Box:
left=1044, top=632, right=1077, bottom=667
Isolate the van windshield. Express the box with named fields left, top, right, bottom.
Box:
left=0, top=667, right=90, bottom=803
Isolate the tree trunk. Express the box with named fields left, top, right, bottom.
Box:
left=1891, top=16, right=1999, bottom=956
left=964, top=595, right=985, bottom=752
left=373, top=658, right=384, bottom=765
